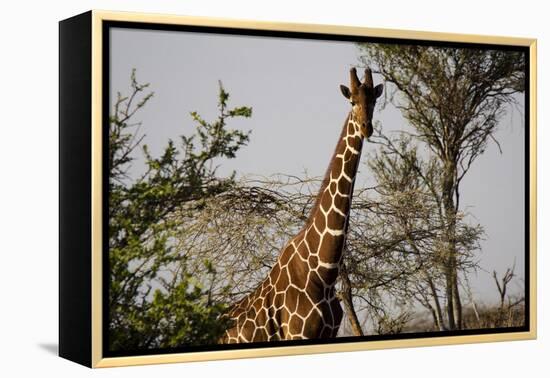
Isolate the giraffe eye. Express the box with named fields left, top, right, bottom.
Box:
left=350, top=101, right=355, bottom=106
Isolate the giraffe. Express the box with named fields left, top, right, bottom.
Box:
left=221, top=67, right=383, bottom=343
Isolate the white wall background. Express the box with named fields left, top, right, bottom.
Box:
left=0, top=0, right=546, bottom=376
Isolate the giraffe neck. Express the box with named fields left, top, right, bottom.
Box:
left=302, top=112, right=364, bottom=278
left=221, top=113, right=365, bottom=343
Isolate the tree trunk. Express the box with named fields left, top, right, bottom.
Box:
left=442, top=160, right=462, bottom=330
left=471, top=299, right=481, bottom=328
left=452, top=272, right=463, bottom=329
left=427, top=276, right=445, bottom=331
left=338, top=268, right=364, bottom=336
left=445, top=269, right=456, bottom=330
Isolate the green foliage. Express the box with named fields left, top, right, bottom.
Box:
left=108, top=70, right=251, bottom=351
left=109, top=260, right=233, bottom=350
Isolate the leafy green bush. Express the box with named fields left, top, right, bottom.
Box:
left=108, top=70, right=251, bottom=351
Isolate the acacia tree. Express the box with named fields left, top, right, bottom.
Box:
left=358, top=44, right=525, bottom=329
left=347, top=134, right=483, bottom=333
left=108, top=70, right=252, bottom=350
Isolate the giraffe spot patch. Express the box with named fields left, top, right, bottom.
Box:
left=274, top=292, right=284, bottom=309
left=314, top=213, right=326, bottom=230
left=302, top=314, right=324, bottom=339
left=255, top=307, right=268, bottom=325
left=288, top=255, right=308, bottom=289
left=347, top=122, right=355, bottom=135
left=331, top=157, right=343, bottom=177
left=305, top=227, right=320, bottom=250
left=286, top=286, right=301, bottom=313
left=343, top=148, right=352, bottom=162
left=337, top=176, right=351, bottom=194
left=343, top=159, right=356, bottom=178
left=247, top=305, right=257, bottom=320
left=253, top=327, right=268, bottom=341
left=335, top=140, right=347, bottom=154
left=347, top=135, right=362, bottom=148
left=318, top=233, right=345, bottom=263
left=329, top=181, right=337, bottom=195
left=307, top=271, right=325, bottom=293
left=289, top=315, right=305, bottom=335
left=308, top=254, right=318, bottom=270
left=326, top=210, right=346, bottom=230
left=252, top=297, right=263, bottom=312
left=270, top=263, right=281, bottom=282
left=280, top=306, right=291, bottom=326
left=317, top=265, right=340, bottom=286
left=275, top=267, right=290, bottom=290
left=296, top=294, right=314, bottom=317
left=333, top=193, right=350, bottom=210
left=279, top=245, right=293, bottom=266
left=241, top=319, right=255, bottom=341
left=320, top=191, right=333, bottom=212
left=297, top=241, right=309, bottom=259
left=237, top=312, right=247, bottom=328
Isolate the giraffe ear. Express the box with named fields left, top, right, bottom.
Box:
left=374, top=84, right=384, bottom=99
left=340, top=85, right=351, bottom=99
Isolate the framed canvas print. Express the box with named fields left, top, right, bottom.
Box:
left=59, top=10, right=537, bottom=368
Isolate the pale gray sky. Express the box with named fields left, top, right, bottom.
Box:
left=109, top=27, right=525, bottom=304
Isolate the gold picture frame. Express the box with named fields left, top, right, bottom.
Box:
left=59, top=9, right=537, bottom=368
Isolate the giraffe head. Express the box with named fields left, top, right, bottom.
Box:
left=340, top=67, right=383, bottom=138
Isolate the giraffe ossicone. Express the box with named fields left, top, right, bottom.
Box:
left=221, top=67, right=383, bottom=343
